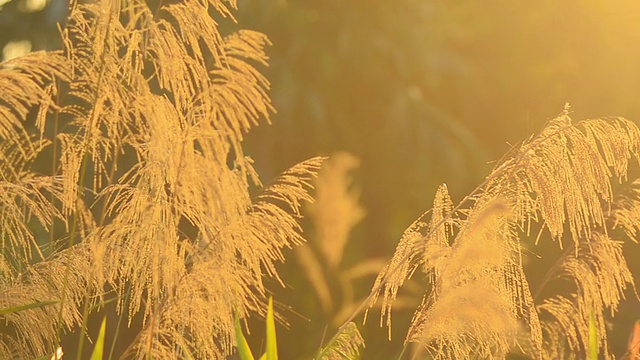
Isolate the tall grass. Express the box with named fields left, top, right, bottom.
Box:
left=1, top=1, right=640, bottom=359
left=0, top=1, right=322, bottom=358
left=362, top=108, right=640, bottom=359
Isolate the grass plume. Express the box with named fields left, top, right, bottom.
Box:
left=367, top=108, right=640, bottom=359
left=2, top=1, right=640, bottom=359
left=0, top=0, right=322, bottom=358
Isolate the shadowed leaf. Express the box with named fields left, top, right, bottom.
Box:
left=0, top=300, right=59, bottom=316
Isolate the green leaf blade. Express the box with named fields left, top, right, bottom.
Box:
left=89, top=317, right=107, bottom=360
left=235, top=312, right=255, bottom=360
left=265, top=296, right=278, bottom=360
left=588, top=311, right=598, bottom=360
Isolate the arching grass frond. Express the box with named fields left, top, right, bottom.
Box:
left=368, top=112, right=640, bottom=358
left=0, top=0, right=323, bottom=358
left=316, top=322, right=365, bottom=360
left=537, top=233, right=632, bottom=359
left=0, top=244, right=100, bottom=358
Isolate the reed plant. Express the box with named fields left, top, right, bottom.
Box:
left=0, top=0, right=322, bottom=358
left=361, top=108, right=640, bottom=359
left=1, top=1, right=640, bottom=359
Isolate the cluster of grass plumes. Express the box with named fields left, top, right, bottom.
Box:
left=3, top=0, right=640, bottom=359
left=0, top=0, right=325, bottom=358
left=365, top=108, right=640, bottom=359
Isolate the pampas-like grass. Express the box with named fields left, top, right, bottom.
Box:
left=3, top=0, right=640, bottom=358
left=367, top=107, right=640, bottom=359
left=0, top=1, right=322, bottom=358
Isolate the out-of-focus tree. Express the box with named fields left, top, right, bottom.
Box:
left=236, top=0, right=489, bottom=251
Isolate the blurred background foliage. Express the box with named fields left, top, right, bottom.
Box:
left=3, top=0, right=640, bottom=358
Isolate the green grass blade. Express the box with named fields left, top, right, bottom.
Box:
left=265, top=296, right=278, bottom=360
left=235, top=312, right=255, bottom=360
left=90, top=317, right=107, bottom=360
left=0, top=299, right=59, bottom=316
left=588, top=311, right=598, bottom=360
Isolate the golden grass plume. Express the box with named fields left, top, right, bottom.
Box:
left=368, top=108, right=640, bottom=359
left=0, top=0, right=323, bottom=358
